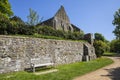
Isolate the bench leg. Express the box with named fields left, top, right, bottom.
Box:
left=33, top=66, right=35, bottom=73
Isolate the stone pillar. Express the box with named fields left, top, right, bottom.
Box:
left=84, top=33, right=94, bottom=46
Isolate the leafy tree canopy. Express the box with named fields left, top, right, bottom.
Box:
left=94, top=33, right=110, bottom=54
left=94, top=33, right=105, bottom=42
left=0, top=0, right=13, bottom=17
left=110, top=39, right=120, bottom=53
left=27, top=8, right=40, bottom=26
left=113, top=8, right=120, bottom=39
left=10, top=16, right=25, bottom=25
left=94, top=40, right=106, bottom=57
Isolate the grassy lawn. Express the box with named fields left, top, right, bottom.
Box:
left=0, top=57, right=113, bottom=80
left=103, top=52, right=117, bottom=56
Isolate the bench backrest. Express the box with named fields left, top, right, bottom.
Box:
left=31, top=57, right=52, bottom=65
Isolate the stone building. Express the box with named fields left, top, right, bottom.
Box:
left=39, top=6, right=80, bottom=32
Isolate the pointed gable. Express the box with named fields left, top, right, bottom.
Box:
left=39, top=5, right=81, bottom=32
left=54, top=6, right=70, bottom=23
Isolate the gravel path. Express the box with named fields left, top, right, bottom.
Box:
left=74, top=57, right=120, bottom=80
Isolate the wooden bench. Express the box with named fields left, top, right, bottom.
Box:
left=30, top=58, right=54, bottom=72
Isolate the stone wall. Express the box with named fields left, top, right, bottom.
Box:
left=0, top=35, right=96, bottom=73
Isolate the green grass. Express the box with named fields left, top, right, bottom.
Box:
left=0, top=57, right=113, bottom=80
left=9, top=34, right=64, bottom=40
left=5, top=34, right=86, bottom=42
left=33, top=34, right=64, bottom=40
left=103, top=52, right=117, bottom=56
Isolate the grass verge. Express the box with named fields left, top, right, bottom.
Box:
left=103, top=52, right=117, bottom=56
left=0, top=57, right=113, bottom=80
left=3, top=34, right=86, bottom=42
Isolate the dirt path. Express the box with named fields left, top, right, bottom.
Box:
left=74, top=57, right=120, bottom=80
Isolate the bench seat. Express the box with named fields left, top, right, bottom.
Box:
left=32, top=63, right=54, bottom=67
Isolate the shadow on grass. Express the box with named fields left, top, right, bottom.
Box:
left=25, top=66, right=54, bottom=73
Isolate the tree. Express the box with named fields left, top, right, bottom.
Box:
left=113, top=8, right=120, bottom=40
left=0, top=0, right=13, bottom=34
left=94, top=40, right=106, bottom=57
left=0, top=0, right=13, bottom=17
left=94, top=33, right=110, bottom=55
left=10, top=16, right=25, bottom=24
left=110, top=39, right=120, bottom=53
left=27, top=8, right=40, bottom=26
left=94, top=33, right=105, bottom=42
left=9, top=16, right=26, bottom=34
left=0, top=12, right=12, bottom=34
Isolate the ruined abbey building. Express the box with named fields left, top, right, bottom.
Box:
left=39, top=6, right=81, bottom=32
left=39, top=6, right=94, bottom=45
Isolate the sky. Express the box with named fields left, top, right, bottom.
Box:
left=9, top=0, right=120, bottom=41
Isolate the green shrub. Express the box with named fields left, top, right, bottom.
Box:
left=110, top=39, right=120, bottom=53
left=34, top=26, right=84, bottom=40
left=55, top=30, right=65, bottom=38
left=0, top=15, right=84, bottom=41
left=0, top=12, right=11, bottom=34
left=65, top=31, right=84, bottom=40
left=94, top=40, right=106, bottom=57
left=94, top=33, right=105, bottom=42
left=9, top=16, right=28, bottom=34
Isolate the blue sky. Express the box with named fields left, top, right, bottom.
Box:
left=9, top=0, right=120, bottom=41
